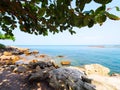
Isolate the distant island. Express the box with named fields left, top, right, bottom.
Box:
left=88, top=45, right=120, bottom=48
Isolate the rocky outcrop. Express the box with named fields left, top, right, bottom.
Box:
left=48, top=67, right=96, bottom=90
left=32, top=50, right=39, bottom=55
left=13, top=65, right=28, bottom=73
left=0, top=55, right=20, bottom=65
left=88, top=74, right=120, bottom=90
left=0, top=46, right=26, bottom=55
left=3, top=51, right=12, bottom=56
left=81, top=64, right=110, bottom=76
left=28, top=61, right=57, bottom=82
left=26, top=61, right=96, bottom=90
left=72, top=64, right=120, bottom=90
left=0, top=70, right=54, bottom=90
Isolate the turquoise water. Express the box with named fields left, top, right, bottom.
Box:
left=17, top=45, right=120, bottom=73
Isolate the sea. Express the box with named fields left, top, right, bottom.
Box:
left=16, top=45, right=120, bottom=74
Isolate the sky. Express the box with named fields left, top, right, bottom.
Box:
left=0, top=0, right=120, bottom=45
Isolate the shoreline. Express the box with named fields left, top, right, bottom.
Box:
left=0, top=45, right=120, bottom=74
left=0, top=45, right=120, bottom=90
left=14, top=45, right=120, bottom=74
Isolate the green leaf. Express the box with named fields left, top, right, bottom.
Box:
left=96, top=14, right=107, bottom=24
left=0, top=43, right=6, bottom=49
left=35, top=32, right=38, bottom=35
left=83, top=16, right=90, bottom=25
left=115, top=6, right=120, bottom=11
left=95, top=5, right=106, bottom=15
left=86, top=0, right=92, bottom=3
left=43, top=30, right=48, bottom=36
left=0, top=32, right=15, bottom=41
left=69, top=29, right=76, bottom=35
left=106, top=12, right=120, bottom=20
left=76, top=0, right=86, bottom=11
left=88, top=19, right=94, bottom=28
left=94, top=0, right=112, bottom=4
left=3, top=16, right=12, bottom=25
left=38, top=8, right=46, bottom=18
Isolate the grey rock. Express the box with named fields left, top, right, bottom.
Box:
left=48, top=67, right=96, bottom=90
left=9, top=65, right=17, bottom=70
left=84, top=83, right=96, bottom=90
left=28, top=61, right=56, bottom=82
left=29, top=71, right=44, bottom=81
left=13, top=65, right=27, bottom=73
left=29, top=61, right=56, bottom=70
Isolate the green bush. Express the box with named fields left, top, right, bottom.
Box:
left=0, top=43, right=6, bottom=49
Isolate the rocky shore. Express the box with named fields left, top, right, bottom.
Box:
left=0, top=46, right=120, bottom=90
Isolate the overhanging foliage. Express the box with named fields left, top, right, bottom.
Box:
left=0, top=0, right=120, bottom=40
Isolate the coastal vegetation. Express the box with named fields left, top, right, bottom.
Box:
left=0, top=43, right=5, bottom=49
left=0, top=0, right=120, bottom=40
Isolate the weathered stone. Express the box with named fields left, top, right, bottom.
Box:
left=24, top=51, right=32, bottom=56
left=32, top=50, right=39, bottom=54
left=9, top=65, right=17, bottom=70
left=36, top=65, right=41, bottom=71
left=28, top=61, right=56, bottom=82
left=88, top=74, right=120, bottom=90
left=0, top=55, right=20, bottom=65
left=48, top=67, right=96, bottom=90
left=13, top=65, right=28, bottom=73
left=29, top=61, right=54, bottom=69
left=29, top=67, right=51, bottom=82
left=3, top=51, right=12, bottom=56
left=38, top=54, right=47, bottom=58
left=29, top=71, right=44, bottom=81
left=81, top=64, right=110, bottom=76
left=57, top=55, right=64, bottom=58
left=29, top=59, right=38, bottom=63
left=61, top=61, right=71, bottom=66
left=84, top=83, right=96, bottom=90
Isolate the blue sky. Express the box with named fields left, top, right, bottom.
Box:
left=0, top=0, right=120, bottom=45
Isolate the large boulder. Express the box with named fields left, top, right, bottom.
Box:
left=0, top=55, right=20, bottom=65
left=48, top=67, right=96, bottom=90
left=82, top=64, right=110, bottom=76
left=28, top=61, right=57, bottom=82
left=3, top=51, right=12, bottom=56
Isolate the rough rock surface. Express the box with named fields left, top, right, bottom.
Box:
left=27, top=62, right=96, bottom=90
left=0, top=46, right=27, bottom=55
left=28, top=61, right=57, bottom=82
left=88, top=74, right=120, bottom=90
left=82, top=64, right=110, bottom=76
left=0, top=70, right=54, bottom=90
left=48, top=67, right=96, bottom=90
left=13, top=65, right=28, bottom=73
left=0, top=55, right=20, bottom=65
left=3, top=51, right=12, bottom=56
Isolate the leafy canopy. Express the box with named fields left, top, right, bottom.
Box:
left=0, top=0, right=120, bottom=40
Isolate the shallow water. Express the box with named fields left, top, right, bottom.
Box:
left=16, top=45, right=120, bottom=73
